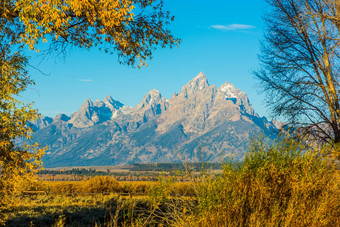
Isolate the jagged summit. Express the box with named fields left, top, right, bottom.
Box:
left=103, top=96, right=124, bottom=110
left=69, top=96, right=124, bottom=128
left=194, top=72, right=207, bottom=80
left=190, top=72, right=209, bottom=88
left=149, top=89, right=162, bottom=96
left=137, top=89, right=165, bottom=106
left=104, top=95, right=114, bottom=102
left=218, top=82, right=237, bottom=98
left=181, top=72, right=210, bottom=95
left=148, top=89, right=161, bottom=94
left=144, top=89, right=163, bottom=104
left=135, top=89, right=169, bottom=121
left=30, top=115, right=53, bottom=131
left=93, top=99, right=105, bottom=108
left=216, top=81, right=255, bottom=116
left=54, top=114, right=70, bottom=122
left=81, top=98, right=93, bottom=108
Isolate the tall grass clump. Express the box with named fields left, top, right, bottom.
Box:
left=177, top=136, right=340, bottom=226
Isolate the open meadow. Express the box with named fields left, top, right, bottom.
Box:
left=5, top=179, right=196, bottom=226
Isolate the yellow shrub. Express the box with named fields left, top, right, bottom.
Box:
left=170, top=182, right=196, bottom=196
left=177, top=137, right=340, bottom=226
left=47, top=182, right=80, bottom=194
left=81, top=176, right=121, bottom=193
left=121, top=181, right=153, bottom=194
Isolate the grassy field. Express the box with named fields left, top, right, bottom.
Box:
left=5, top=179, right=197, bottom=226
left=5, top=194, right=170, bottom=226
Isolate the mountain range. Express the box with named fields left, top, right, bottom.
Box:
left=27, top=72, right=278, bottom=167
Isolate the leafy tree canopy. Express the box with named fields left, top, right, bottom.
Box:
left=1, top=0, right=180, bottom=66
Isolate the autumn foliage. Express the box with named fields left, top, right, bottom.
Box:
left=176, top=137, right=340, bottom=226
left=1, top=0, right=180, bottom=67
left=0, top=41, right=45, bottom=224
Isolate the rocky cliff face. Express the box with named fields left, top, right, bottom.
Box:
left=27, top=72, right=278, bottom=167
left=133, top=89, right=169, bottom=122
left=68, top=97, right=125, bottom=128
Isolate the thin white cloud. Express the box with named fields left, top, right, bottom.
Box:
left=211, top=24, right=255, bottom=31
left=77, top=79, right=93, bottom=82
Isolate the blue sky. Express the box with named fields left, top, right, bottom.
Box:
left=24, top=0, right=270, bottom=118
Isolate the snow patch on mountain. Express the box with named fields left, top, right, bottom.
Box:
left=219, top=83, right=237, bottom=98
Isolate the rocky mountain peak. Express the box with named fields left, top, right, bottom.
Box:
left=195, top=71, right=207, bottom=79
left=190, top=72, right=209, bottom=88
left=93, top=100, right=105, bottom=108
left=144, top=89, right=163, bottom=104
left=69, top=99, right=95, bottom=128
left=180, top=72, right=210, bottom=97
left=217, top=82, right=255, bottom=116
left=218, top=82, right=238, bottom=98
left=80, top=98, right=93, bottom=109
left=136, top=89, right=167, bottom=107
left=159, top=72, right=217, bottom=134
left=69, top=96, right=124, bottom=128
left=103, top=95, right=114, bottom=103
left=85, top=98, right=93, bottom=105
left=30, top=115, right=53, bottom=131
left=134, top=89, right=169, bottom=122
left=147, top=88, right=160, bottom=95
left=54, top=114, right=71, bottom=122
left=103, top=96, right=124, bottom=110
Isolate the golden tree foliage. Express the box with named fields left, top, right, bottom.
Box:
left=1, top=0, right=180, bottom=66
left=0, top=43, right=45, bottom=223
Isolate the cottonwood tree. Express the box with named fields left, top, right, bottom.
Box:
left=255, top=0, right=340, bottom=146
left=0, top=43, right=45, bottom=222
left=0, top=0, right=179, bottom=222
